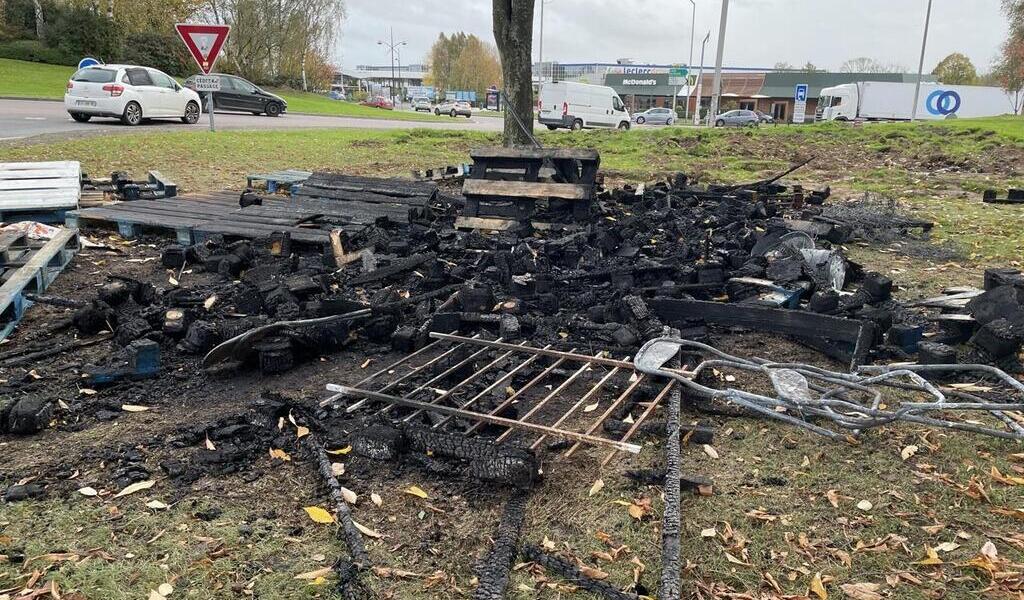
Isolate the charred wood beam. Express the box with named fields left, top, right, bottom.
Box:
left=521, top=544, right=638, bottom=600
left=659, top=333, right=682, bottom=600
left=303, top=433, right=370, bottom=570
left=471, top=490, right=530, bottom=600
left=347, top=253, right=435, bottom=286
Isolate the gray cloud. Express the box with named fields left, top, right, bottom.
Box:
left=338, top=0, right=1008, bottom=73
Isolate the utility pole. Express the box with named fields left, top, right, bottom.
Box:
left=692, top=31, right=710, bottom=126
left=684, top=0, right=695, bottom=120
left=910, top=0, right=933, bottom=122
left=538, top=0, right=552, bottom=82
left=707, top=0, right=729, bottom=127
left=377, top=28, right=406, bottom=106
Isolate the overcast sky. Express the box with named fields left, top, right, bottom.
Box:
left=337, top=0, right=1008, bottom=73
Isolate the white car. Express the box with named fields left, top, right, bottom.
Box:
left=64, top=64, right=202, bottom=126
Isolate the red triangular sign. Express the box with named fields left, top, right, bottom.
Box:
left=175, top=23, right=230, bottom=74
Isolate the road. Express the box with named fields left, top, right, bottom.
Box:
left=0, top=98, right=503, bottom=142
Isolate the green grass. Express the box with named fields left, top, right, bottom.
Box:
left=266, top=89, right=449, bottom=121
left=0, top=57, right=74, bottom=99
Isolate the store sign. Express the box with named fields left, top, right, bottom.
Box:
left=609, top=66, right=669, bottom=75
left=622, top=78, right=658, bottom=86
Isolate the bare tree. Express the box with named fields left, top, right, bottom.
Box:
left=493, top=0, right=535, bottom=147
left=32, top=0, right=44, bottom=38
left=840, top=56, right=905, bottom=73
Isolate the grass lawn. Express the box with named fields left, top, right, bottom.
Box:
left=2, top=116, right=1024, bottom=599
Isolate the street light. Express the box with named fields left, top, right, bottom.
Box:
left=377, top=27, right=407, bottom=106
left=692, top=31, right=710, bottom=126
left=684, top=0, right=696, bottom=120
left=707, top=0, right=729, bottom=127
left=539, top=0, right=553, bottom=82
left=910, top=0, right=933, bottom=122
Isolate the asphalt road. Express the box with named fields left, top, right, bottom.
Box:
left=0, top=98, right=503, bottom=142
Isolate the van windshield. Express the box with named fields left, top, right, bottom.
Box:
left=612, top=95, right=624, bottom=112
left=72, top=68, right=116, bottom=83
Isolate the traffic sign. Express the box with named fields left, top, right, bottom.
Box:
left=192, top=75, right=221, bottom=92
left=174, top=23, right=230, bottom=75
left=793, top=83, right=809, bottom=124
left=77, top=57, right=101, bottom=69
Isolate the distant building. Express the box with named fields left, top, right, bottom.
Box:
left=335, top=64, right=428, bottom=98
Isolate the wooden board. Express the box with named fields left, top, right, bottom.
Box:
left=0, top=228, right=80, bottom=341
left=0, top=161, right=81, bottom=213
left=470, top=147, right=600, bottom=162
left=462, top=179, right=592, bottom=201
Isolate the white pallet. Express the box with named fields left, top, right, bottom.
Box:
left=0, top=161, right=80, bottom=213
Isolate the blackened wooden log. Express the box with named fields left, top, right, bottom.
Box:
left=304, top=433, right=370, bottom=568
left=348, top=253, right=435, bottom=286
left=659, top=339, right=682, bottom=600
left=471, top=490, right=530, bottom=600
left=521, top=544, right=638, bottom=600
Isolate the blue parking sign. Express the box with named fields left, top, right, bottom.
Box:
left=78, top=57, right=101, bottom=69
left=795, top=84, right=808, bottom=101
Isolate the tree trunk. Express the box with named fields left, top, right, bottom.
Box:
left=493, top=0, right=535, bottom=147
left=32, top=0, right=44, bottom=39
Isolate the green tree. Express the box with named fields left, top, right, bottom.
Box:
left=427, top=32, right=501, bottom=100
left=997, top=0, right=1024, bottom=113
left=932, top=52, right=978, bottom=84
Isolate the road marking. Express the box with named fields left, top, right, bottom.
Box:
left=24, top=117, right=47, bottom=121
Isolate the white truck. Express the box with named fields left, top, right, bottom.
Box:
left=538, top=81, right=631, bottom=131
left=816, top=81, right=1014, bottom=122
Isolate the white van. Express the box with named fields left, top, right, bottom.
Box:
left=538, top=81, right=631, bottom=131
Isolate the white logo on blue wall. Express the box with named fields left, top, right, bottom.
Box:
left=926, top=90, right=961, bottom=116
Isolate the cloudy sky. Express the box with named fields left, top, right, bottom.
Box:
left=337, top=0, right=1009, bottom=73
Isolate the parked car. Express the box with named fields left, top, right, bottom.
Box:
left=755, top=110, right=775, bottom=124
left=360, top=96, right=394, bottom=109
left=412, top=96, right=432, bottom=112
left=64, top=64, right=201, bottom=126
left=632, top=107, right=676, bottom=125
left=713, top=109, right=760, bottom=127
left=184, top=74, right=287, bottom=116
left=435, top=100, right=472, bottom=118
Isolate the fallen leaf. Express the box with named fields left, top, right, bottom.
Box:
left=371, top=492, right=382, bottom=507
left=114, top=480, right=155, bottom=498
left=121, top=404, right=150, bottom=412
left=157, top=583, right=174, bottom=596
left=168, top=275, right=179, bottom=286
left=935, top=541, right=960, bottom=552
left=589, top=479, right=605, bottom=497
left=28, top=369, right=42, bottom=380
left=405, top=485, right=429, bottom=499
left=916, top=546, right=944, bottom=565
left=296, top=426, right=310, bottom=439
left=269, top=448, right=291, bottom=461
left=901, top=445, right=919, bottom=460
left=79, top=388, right=98, bottom=396
left=700, top=527, right=717, bottom=538
left=703, top=444, right=719, bottom=459
left=353, top=520, right=383, bottom=538
left=77, top=487, right=98, bottom=497
left=148, top=590, right=165, bottom=600
left=331, top=462, right=344, bottom=477
left=809, top=572, right=827, bottom=599
left=203, top=295, right=217, bottom=310
left=628, top=504, right=645, bottom=520
left=583, top=402, right=599, bottom=413
left=205, top=436, right=216, bottom=451
left=295, top=567, right=333, bottom=580
left=327, top=446, right=352, bottom=455
left=146, top=500, right=169, bottom=510
left=579, top=565, right=608, bottom=580
left=341, top=487, right=358, bottom=504
left=856, top=499, right=873, bottom=512
left=826, top=489, right=840, bottom=508
left=840, top=582, right=881, bottom=600
left=304, top=506, right=335, bottom=524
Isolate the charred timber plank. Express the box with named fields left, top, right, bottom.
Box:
left=463, top=179, right=592, bottom=201
left=192, top=222, right=333, bottom=244
left=470, top=147, right=600, bottom=162
left=292, top=185, right=429, bottom=206
left=300, top=173, right=437, bottom=199
left=521, top=544, right=637, bottom=600
left=472, top=490, right=530, bottom=600
left=649, top=299, right=874, bottom=368
left=348, top=253, right=434, bottom=285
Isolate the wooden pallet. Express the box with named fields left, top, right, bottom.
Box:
left=0, top=227, right=81, bottom=341
left=293, top=172, right=438, bottom=205
left=246, top=169, right=312, bottom=194
left=0, top=161, right=81, bottom=221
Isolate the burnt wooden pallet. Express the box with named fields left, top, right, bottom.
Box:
left=0, top=228, right=80, bottom=341
left=299, top=173, right=438, bottom=199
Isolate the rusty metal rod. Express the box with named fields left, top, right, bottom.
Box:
left=326, top=384, right=642, bottom=454
left=463, top=348, right=578, bottom=437
left=601, top=381, right=674, bottom=467
left=530, top=364, right=625, bottom=451
left=428, top=333, right=634, bottom=370
left=319, top=338, right=447, bottom=407
left=564, top=374, right=646, bottom=458
left=495, top=352, right=606, bottom=444
left=433, top=344, right=553, bottom=430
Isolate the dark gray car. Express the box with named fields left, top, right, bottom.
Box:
left=184, top=73, right=287, bottom=117
left=714, top=109, right=759, bottom=127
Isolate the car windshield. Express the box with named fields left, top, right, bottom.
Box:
left=72, top=68, right=116, bottom=83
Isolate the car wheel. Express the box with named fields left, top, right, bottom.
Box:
left=666, top=118, right=674, bottom=125
left=570, top=119, right=583, bottom=131
left=121, top=101, right=143, bottom=126
left=636, top=116, right=646, bottom=124
left=618, top=121, right=630, bottom=130
left=546, top=125, right=558, bottom=130
left=434, top=109, right=440, bottom=115
left=450, top=109, right=457, bottom=117
left=266, top=102, right=282, bottom=117
left=715, top=119, right=725, bottom=127
left=70, top=112, right=91, bottom=123
left=181, top=101, right=200, bottom=124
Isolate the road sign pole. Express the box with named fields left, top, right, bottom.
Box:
left=207, top=92, right=215, bottom=132
left=175, top=23, right=230, bottom=132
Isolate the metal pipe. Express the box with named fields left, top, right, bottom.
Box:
left=601, top=382, right=674, bottom=466
left=319, top=338, right=446, bottom=407
left=910, top=0, right=934, bottom=122
left=562, top=374, right=646, bottom=457
left=428, top=333, right=635, bottom=369
left=326, top=384, right=642, bottom=454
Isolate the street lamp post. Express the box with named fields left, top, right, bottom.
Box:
left=684, top=0, right=695, bottom=120
left=539, top=0, right=552, bottom=83
left=707, top=0, right=729, bottom=127
left=377, top=27, right=406, bottom=107
left=692, top=31, right=710, bottom=126
left=910, top=0, right=933, bottom=122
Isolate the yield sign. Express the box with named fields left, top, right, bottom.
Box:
left=175, top=23, right=230, bottom=74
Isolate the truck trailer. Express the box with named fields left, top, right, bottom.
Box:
left=816, top=81, right=1014, bottom=122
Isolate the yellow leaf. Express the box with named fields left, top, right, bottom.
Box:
left=296, top=426, right=310, bottom=439
left=114, top=480, right=155, bottom=498
left=826, top=489, right=840, bottom=508
left=809, top=572, right=827, bottom=599
left=405, top=485, right=429, bottom=499
left=583, top=402, right=599, bottom=413
left=146, top=500, right=169, bottom=510
left=589, top=479, right=605, bottom=497
left=627, top=504, right=644, bottom=520
left=304, top=506, right=335, bottom=524
left=295, top=567, right=333, bottom=580
left=309, top=576, right=327, bottom=586
left=269, top=448, right=291, bottom=461
left=327, top=446, right=352, bottom=455
left=353, top=520, right=382, bottom=538
left=916, top=546, right=944, bottom=565
left=703, top=444, right=719, bottom=459
left=121, top=404, right=150, bottom=412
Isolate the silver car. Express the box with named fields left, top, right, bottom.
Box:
left=435, top=100, right=472, bottom=118
left=714, top=109, right=760, bottom=127
left=412, top=96, right=432, bottom=112
left=633, top=107, right=676, bottom=125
